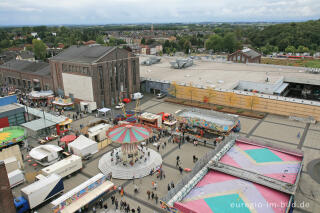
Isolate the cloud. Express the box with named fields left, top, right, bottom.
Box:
left=0, top=0, right=319, bottom=25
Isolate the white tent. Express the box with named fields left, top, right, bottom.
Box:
left=68, top=135, right=98, bottom=157
left=97, top=108, right=111, bottom=117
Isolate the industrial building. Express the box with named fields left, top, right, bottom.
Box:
left=0, top=60, right=52, bottom=92
left=49, top=45, right=140, bottom=107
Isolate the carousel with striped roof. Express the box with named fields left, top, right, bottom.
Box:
left=98, top=123, right=163, bottom=179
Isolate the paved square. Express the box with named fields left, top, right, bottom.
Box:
left=252, top=122, right=303, bottom=145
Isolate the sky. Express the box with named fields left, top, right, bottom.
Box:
left=0, top=0, right=319, bottom=26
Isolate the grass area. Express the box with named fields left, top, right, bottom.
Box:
left=261, top=58, right=320, bottom=68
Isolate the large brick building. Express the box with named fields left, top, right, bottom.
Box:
left=228, top=48, right=261, bottom=64
left=0, top=45, right=140, bottom=108
left=49, top=45, right=140, bottom=107
left=0, top=60, right=52, bottom=92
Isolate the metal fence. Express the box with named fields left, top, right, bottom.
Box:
left=160, top=134, right=236, bottom=204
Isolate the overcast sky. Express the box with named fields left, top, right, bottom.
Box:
left=0, top=0, right=319, bottom=26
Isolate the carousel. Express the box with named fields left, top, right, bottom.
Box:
left=98, top=124, right=163, bottom=179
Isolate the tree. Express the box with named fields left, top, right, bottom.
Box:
left=225, top=92, right=237, bottom=106
left=297, top=45, right=304, bottom=53
left=285, top=45, right=296, bottom=53
left=141, top=38, right=146, bottom=45
left=223, top=33, right=239, bottom=53
left=96, top=35, right=105, bottom=45
left=32, top=39, right=47, bottom=60
left=205, top=34, right=223, bottom=52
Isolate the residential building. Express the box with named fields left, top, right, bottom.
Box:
left=15, top=51, right=35, bottom=62
left=49, top=45, right=140, bottom=107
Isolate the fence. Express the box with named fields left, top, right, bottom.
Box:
left=160, top=134, right=236, bottom=205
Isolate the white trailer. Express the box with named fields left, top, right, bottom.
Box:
left=19, top=174, right=64, bottom=210
left=41, top=155, right=82, bottom=178
left=4, top=156, right=21, bottom=173
left=8, top=169, right=25, bottom=188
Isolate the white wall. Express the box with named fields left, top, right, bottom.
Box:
left=62, top=73, right=94, bottom=101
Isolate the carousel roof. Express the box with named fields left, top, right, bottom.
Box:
left=107, top=124, right=152, bottom=144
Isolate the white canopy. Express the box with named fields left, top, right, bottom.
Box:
left=98, top=108, right=111, bottom=113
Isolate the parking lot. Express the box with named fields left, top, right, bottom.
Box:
left=12, top=94, right=320, bottom=213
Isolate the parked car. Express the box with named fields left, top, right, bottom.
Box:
left=156, top=93, right=166, bottom=99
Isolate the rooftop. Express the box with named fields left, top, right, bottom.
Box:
left=0, top=60, right=50, bottom=76
left=140, top=56, right=320, bottom=89
left=50, top=45, right=115, bottom=64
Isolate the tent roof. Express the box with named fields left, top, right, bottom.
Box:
left=98, top=108, right=111, bottom=113
left=68, top=135, right=97, bottom=149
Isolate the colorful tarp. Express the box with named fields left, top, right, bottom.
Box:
left=107, top=124, right=152, bottom=144
left=174, top=171, right=291, bottom=213
left=220, top=139, right=302, bottom=184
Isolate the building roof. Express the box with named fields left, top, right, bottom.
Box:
left=18, top=51, right=34, bottom=59
left=21, top=118, right=56, bottom=131
left=140, top=56, right=320, bottom=89
left=241, top=48, right=261, bottom=59
left=0, top=59, right=50, bottom=76
left=0, top=103, right=24, bottom=114
left=50, top=45, right=115, bottom=64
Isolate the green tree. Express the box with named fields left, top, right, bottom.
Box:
left=96, top=35, right=105, bottom=45
left=297, top=45, right=304, bottom=53
left=205, top=34, right=223, bottom=52
left=223, top=33, right=239, bottom=53
left=141, top=38, right=146, bottom=44
left=32, top=39, right=47, bottom=60
left=285, top=45, right=296, bottom=53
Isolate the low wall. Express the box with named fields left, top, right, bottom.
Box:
left=171, top=84, right=320, bottom=121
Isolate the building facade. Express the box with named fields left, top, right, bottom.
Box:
left=0, top=60, right=53, bottom=93
left=49, top=45, right=140, bottom=107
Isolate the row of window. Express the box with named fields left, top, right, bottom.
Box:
left=62, top=64, right=90, bottom=75
left=5, top=77, right=49, bottom=90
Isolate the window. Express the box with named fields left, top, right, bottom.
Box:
left=12, top=78, right=16, bottom=85
left=83, top=67, right=89, bottom=75
left=8, top=77, right=12, bottom=84
left=23, top=80, right=26, bottom=87
left=132, top=60, right=136, bottom=86
left=28, top=81, right=31, bottom=88
left=17, top=79, right=21, bottom=86
left=98, top=66, right=104, bottom=94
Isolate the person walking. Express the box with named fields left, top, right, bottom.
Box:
left=137, top=206, right=141, bottom=213
left=171, top=182, right=175, bottom=189
left=151, top=191, right=155, bottom=200
left=168, top=184, right=171, bottom=191
left=147, top=190, right=151, bottom=199
left=111, top=196, right=115, bottom=205
left=179, top=166, right=183, bottom=175
left=155, top=194, right=158, bottom=204
left=115, top=199, right=119, bottom=210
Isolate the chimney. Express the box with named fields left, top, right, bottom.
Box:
left=0, top=161, right=16, bottom=213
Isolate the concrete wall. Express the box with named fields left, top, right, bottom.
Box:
left=62, top=73, right=94, bottom=102
left=172, top=84, right=320, bottom=121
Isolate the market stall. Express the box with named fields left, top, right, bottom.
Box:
left=52, top=97, right=74, bottom=111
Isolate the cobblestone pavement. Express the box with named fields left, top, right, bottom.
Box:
left=12, top=94, right=320, bottom=213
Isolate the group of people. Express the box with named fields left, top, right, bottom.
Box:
left=147, top=190, right=159, bottom=204
left=110, top=195, right=141, bottom=213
